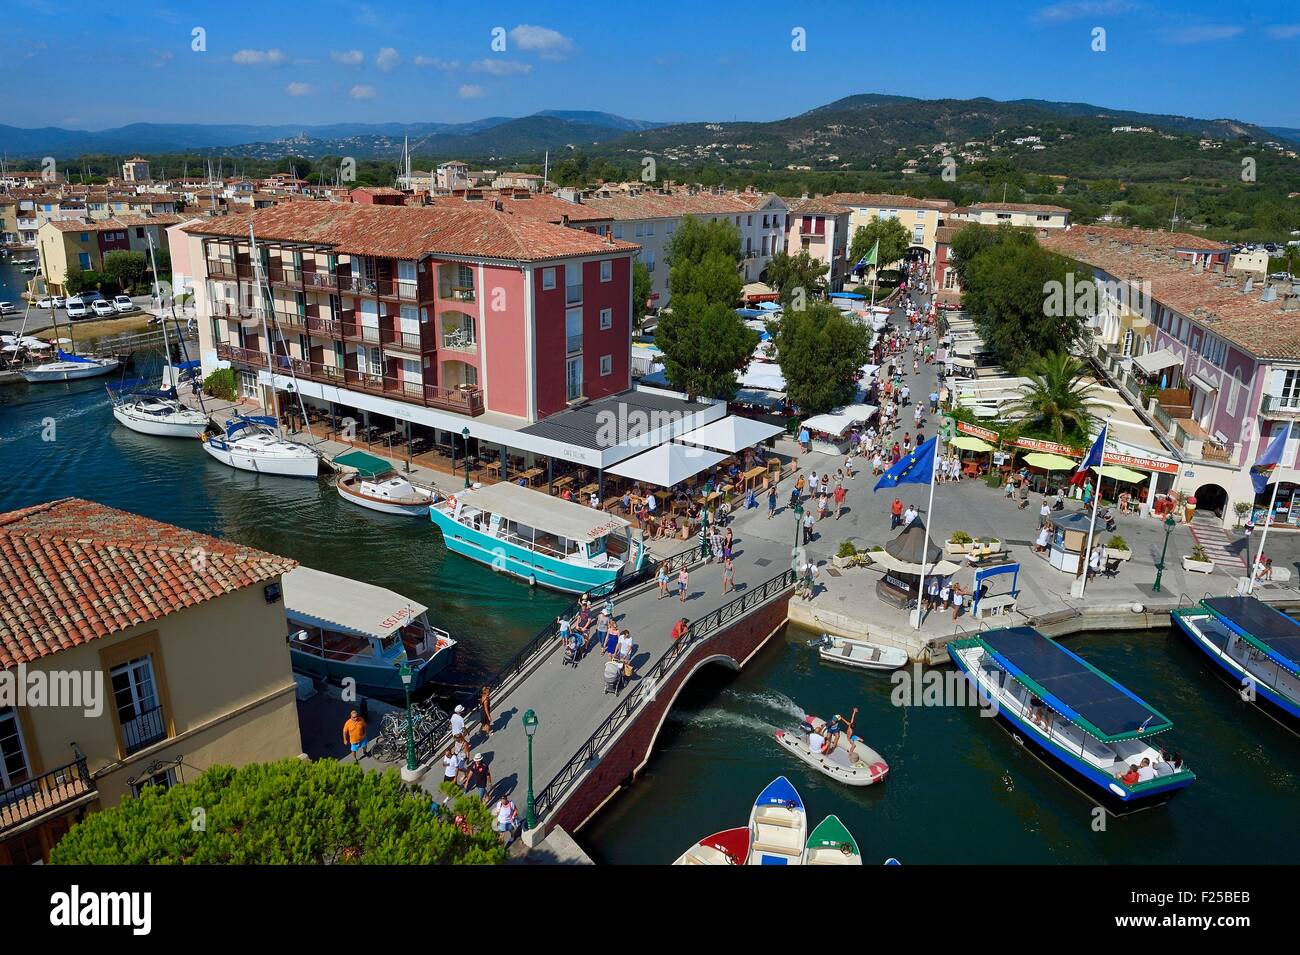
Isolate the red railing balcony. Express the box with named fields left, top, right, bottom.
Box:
left=302, top=270, right=339, bottom=291
left=206, top=258, right=236, bottom=279
left=339, top=274, right=378, bottom=296
left=305, top=316, right=341, bottom=337
left=381, top=327, right=423, bottom=351
left=273, top=310, right=306, bottom=329
left=216, top=342, right=269, bottom=368
left=0, top=749, right=96, bottom=835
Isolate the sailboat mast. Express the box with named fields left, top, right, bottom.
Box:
left=247, top=221, right=311, bottom=437
left=144, top=232, right=171, bottom=382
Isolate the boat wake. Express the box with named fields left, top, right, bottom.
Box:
left=722, top=687, right=807, bottom=723
left=667, top=707, right=783, bottom=737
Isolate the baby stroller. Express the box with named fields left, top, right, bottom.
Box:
left=562, top=634, right=583, bottom=667
left=603, top=658, right=624, bottom=695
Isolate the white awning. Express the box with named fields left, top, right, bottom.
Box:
left=607, top=442, right=728, bottom=488
left=1132, top=348, right=1181, bottom=374
left=801, top=403, right=878, bottom=437
left=1188, top=373, right=1218, bottom=393
left=740, top=360, right=786, bottom=391
left=677, top=415, right=785, bottom=453
left=282, top=566, right=427, bottom=640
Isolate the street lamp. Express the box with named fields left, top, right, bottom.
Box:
left=1152, top=514, right=1177, bottom=593
left=523, top=708, right=540, bottom=831
left=399, top=662, right=416, bottom=773
left=791, top=501, right=804, bottom=576
left=462, top=427, right=472, bottom=489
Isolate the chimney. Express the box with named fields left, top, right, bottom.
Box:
left=560, top=214, right=570, bottom=228
left=492, top=198, right=503, bottom=211
left=1261, top=286, right=1278, bottom=303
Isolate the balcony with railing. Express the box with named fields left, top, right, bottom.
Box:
left=206, top=258, right=237, bottom=279
left=267, top=266, right=302, bottom=288
left=565, top=282, right=583, bottom=306
left=217, top=343, right=484, bottom=416
left=381, top=326, right=424, bottom=351
left=0, top=747, right=96, bottom=835
left=438, top=282, right=476, bottom=304
left=339, top=273, right=380, bottom=297
left=273, top=310, right=306, bottom=330
left=302, top=270, right=339, bottom=291
left=1260, top=393, right=1300, bottom=418
left=121, top=704, right=168, bottom=756
left=566, top=333, right=583, bottom=356
left=305, top=315, right=342, bottom=337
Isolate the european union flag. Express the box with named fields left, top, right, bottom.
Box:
left=873, top=436, right=938, bottom=492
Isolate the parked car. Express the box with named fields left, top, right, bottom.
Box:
left=0, top=301, right=16, bottom=315
left=80, top=290, right=104, bottom=304
left=36, top=297, right=55, bottom=309
left=66, top=297, right=89, bottom=319
left=91, top=299, right=116, bottom=317
left=112, top=295, right=137, bottom=314
left=53, top=296, right=66, bottom=308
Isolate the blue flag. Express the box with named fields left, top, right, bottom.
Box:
left=1251, top=423, right=1291, bottom=494
left=874, top=436, right=937, bottom=492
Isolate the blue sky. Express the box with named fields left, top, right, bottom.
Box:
left=1, top=0, right=1297, bottom=130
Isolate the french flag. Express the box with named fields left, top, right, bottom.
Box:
left=1071, top=426, right=1106, bottom=486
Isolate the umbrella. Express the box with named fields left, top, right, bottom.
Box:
left=1090, top=464, right=1147, bottom=483
left=873, top=517, right=960, bottom=575
left=950, top=435, right=994, bottom=452
left=1023, top=451, right=1076, bottom=471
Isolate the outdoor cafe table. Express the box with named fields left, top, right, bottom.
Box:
left=742, top=465, right=767, bottom=490
left=483, top=460, right=502, bottom=476
left=579, top=482, right=599, bottom=498
left=552, top=475, right=574, bottom=492
left=519, top=467, right=543, bottom=486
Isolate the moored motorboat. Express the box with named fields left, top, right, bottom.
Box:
left=802, top=815, right=861, bottom=865
left=949, top=626, right=1196, bottom=814
left=671, top=827, right=749, bottom=866
left=746, top=776, right=806, bottom=866
left=333, top=450, right=438, bottom=517
left=1172, top=595, right=1300, bottom=734
left=811, top=633, right=908, bottom=671
left=203, top=415, right=322, bottom=478
left=774, top=712, right=889, bottom=786
left=21, top=349, right=120, bottom=382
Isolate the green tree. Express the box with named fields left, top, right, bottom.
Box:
left=948, top=222, right=1031, bottom=290
left=203, top=367, right=237, bottom=400
left=771, top=301, right=872, bottom=414
left=1006, top=351, right=1100, bottom=445
left=962, top=236, right=1092, bottom=371
left=50, top=759, right=505, bottom=865
left=655, top=299, right=757, bottom=400
left=765, top=249, right=828, bottom=307
left=102, top=250, right=148, bottom=292
left=849, top=215, right=910, bottom=272
left=631, top=259, right=653, bottom=333
left=666, top=215, right=743, bottom=306
left=63, top=268, right=113, bottom=296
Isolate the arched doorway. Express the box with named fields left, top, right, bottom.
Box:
left=1194, top=483, right=1228, bottom=518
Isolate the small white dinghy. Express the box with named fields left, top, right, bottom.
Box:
left=746, top=776, right=806, bottom=866
left=774, top=713, right=889, bottom=787
left=333, top=451, right=437, bottom=517
left=672, top=826, right=749, bottom=866
left=811, top=634, right=908, bottom=671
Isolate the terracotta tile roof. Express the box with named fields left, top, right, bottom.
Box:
left=967, top=201, right=1071, bottom=215
left=823, top=192, right=955, bottom=212
left=426, top=192, right=610, bottom=225
left=1049, top=223, right=1230, bottom=252
left=1042, top=226, right=1300, bottom=359
left=786, top=196, right=852, bottom=216
left=577, top=190, right=770, bottom=221
left=46, top=214, right=182, bottom=232
left=0, top=498, right=297, bottom=669
left=182, top=201, right=638, bottom=262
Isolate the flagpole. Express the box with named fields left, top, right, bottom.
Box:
left=913, top=433, right=940, bottom=629
left=1248, top=420, right=1291, bottom=595
left=1077, top=419, right=1110, bottom=600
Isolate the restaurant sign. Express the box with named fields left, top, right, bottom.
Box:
left=1013, top=436, right=1080, bottom=456
left=1102, top=452, right=1179, bottom=474
left=956, top=420, right=1000, bottom=443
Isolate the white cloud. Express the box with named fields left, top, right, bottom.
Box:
left=349, top=84, right=377, bottom=100
left=286, top=82, right=313, bottom=96
left=1162, top=24, right=1243, bottom=44
left=458, top=84, right=485, bottom=99
left=470, top=58, right=533, bottom=76
left=415, top=55, right=460, bottom=69
left=330, top=49, right=364, bottom=66
left=231, top=48, right=288, bottom=66
left=1266, top=23, right=1300, bottom=39
left=1032, top=1, right=1136, bottom=23
left=149, top=50, right=174, bottom=69
left=376, top=47, right=400, bottom=72
left=509, top=24, right=575, bottom=61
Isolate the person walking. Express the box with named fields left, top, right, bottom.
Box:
left=890, top=497, right=903, bottom=529
left=834, top=482, right=846, bottom=519
left=802, top=507, right=815, bottom=544
left=722, top=556, right=736, bottom=595
left=464, top=753, right=492, bottom=801
left=767, top=485, right=778, bottom=519
left=657, top=561, right=670, bottom=598
left=677, top=566, right=690, bottom=603
left=493, top=795, right=518, bottom=846
left=343, top=709, right=367, bottom=761
left=479, top=685, right=494, bottom=738
left=443, top=745, right=465, bottom=787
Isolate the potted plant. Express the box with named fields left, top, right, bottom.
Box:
left=833, top=541, right=858, bottom=569
left=1233, top=501, right=1252, bottom=528
left=1182, top=543, right=1215, bottom=574
left=1105, top=535, right=1132, bottom=561
left=946, top=530, right=973, bottom=556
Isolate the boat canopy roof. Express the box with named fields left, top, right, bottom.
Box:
left=1202, top=595, right=1300, bottom=676
left=282, top=566, right=427, bottom=640
left=458, top=481, right=630, bottom=543
left=332, top=449, right=395, bottom=479
left=55, top=349, right=98, bottom=364
left=226, top=415, right=276, bottom=437
left=977, top=627, right=1173, bottom=741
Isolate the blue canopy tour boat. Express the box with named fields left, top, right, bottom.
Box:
left=1172, top=595, right=1300, bottom=734
left=281, top=566, right=455, bottom=699
left=429, top=481, right=646, bottom=593
left=949, top=627, right=1195, bottom=814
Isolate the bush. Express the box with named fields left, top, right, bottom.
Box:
left=949, top=530, right=973, bottom=544
left=1189, top=543, right=1211, bottom=563
left=1107, top=535, right=1128, bottom=551
left=203, top=367, right=237, bottom=400
left=51, top=759, right=505, bottom=865
left=836, top=541, right=857, bottom=558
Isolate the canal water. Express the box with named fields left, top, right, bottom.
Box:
left=2, top=356, right=1297, bottom=864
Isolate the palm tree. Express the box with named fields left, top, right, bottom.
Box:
left=1008, top=352, right=1100, bottom=443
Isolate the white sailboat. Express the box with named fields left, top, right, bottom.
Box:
left=21, top=348, right=120, bottom=382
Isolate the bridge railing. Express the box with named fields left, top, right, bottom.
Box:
left=531, top=566, right=796, bottom=822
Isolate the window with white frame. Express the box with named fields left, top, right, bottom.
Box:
left=110, top=655, right=165, bottom=755
left=565, top=355, right=583, bottom=401
left=565, top=308, right=583, bottom=355
left=600, top=355, right=612, bottom=376
left=600, top=259, right=612, bottom=282
left=542, top=267, right=556, bottom=290
left=600, top=307, right=612, bottom=330
left=565, top=263, right=583, bottom=305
